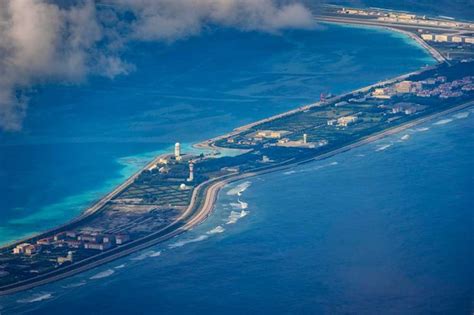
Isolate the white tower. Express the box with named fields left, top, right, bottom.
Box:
left=175, top=142, right=182, bottom=161
left=187, top=162, right=194, bottom=182
left=303, top=133, right=308, bottom=144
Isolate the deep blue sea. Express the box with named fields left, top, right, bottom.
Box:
left=1, top=23, right=472, bottom=314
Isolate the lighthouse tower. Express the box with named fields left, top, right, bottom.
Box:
left=175, top=142, right=182, bottom=161
left=187, top=162, right=194, bottom=182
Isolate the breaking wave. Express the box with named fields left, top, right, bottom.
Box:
left=207, top=226, right=225, bottom=234
left=168, top=235, right=209, bottom=249
left=17, top=293, right=53, bottom=303
left=452, top=111, right=469, bottom=119
left=130, top=250, right=161, bottom=261
left=226, top=210, right=249, bottom=225
left=285, top=161, right=338, bottom=175
left=230, top=199, right=248, bottom=210
left=89, top=269, right=114, bottom=280
left=416, top=127, right=430, bottom=132
left=114, top=264, right=126, bottom=269
left=61, top=281, right=86, bottom=288
left=375, top=144, right=392, bottom=151
left=433, top=118, right=453, bottom=125
left=227, top=181, right=251, bottom=196
left=401, top=134, right=410, bottom=140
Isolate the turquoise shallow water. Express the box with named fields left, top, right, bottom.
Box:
left=0, top=23, right=435, bottom=245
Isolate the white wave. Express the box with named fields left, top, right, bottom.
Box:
left=230, top=199, right=248, bottom=210
left=416, top=127, right=430, bottom=132
left=433, top=118, right=453, bottom=125
left=226, top=181, right=251, bottom=196
left=168, top=235, right=209, bottom=249
left=149, top=251, right=162, bottom=257
left=375, top=144, right=392, bottom=151
left=62, top=280, right=86, bottom=289
left=283, top=170, right=296, bottom=175
left=89, top=269, right=114, bottom=280
left=356, top=154, right=366, bottom=157
left=130, top=250, right=160, bottom=261
left=114, top=264, right=126, bottom=269
left=452, top=111, right=470, bottom=119
left=400, top=134, right=410, bottom=140
left=226, top=210, right=249, bottom=225
left=17, top=293, right=53, bottom=303
left=207, top=226, right=225, bottom=234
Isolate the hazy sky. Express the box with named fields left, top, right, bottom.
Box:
left=0, top=0, right=316, bottom=132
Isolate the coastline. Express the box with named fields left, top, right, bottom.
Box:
left=1, top=100, right=472, bottom=296
left=0, top=14, right=469, bottom=295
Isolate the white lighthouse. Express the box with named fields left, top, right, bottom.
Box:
left=175, top=142, right=182, bottom=161
left=187, top=162, right=194, bottom=182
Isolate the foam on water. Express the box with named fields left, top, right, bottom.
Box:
left=452, top=111, right=470, bottom=119
left=149, top=251, right=162, bottom=257
left=230, top=199, right=248, bottom=210
left=401, top=134, right=410, bottom=140
left=226, top=181, right=251, bottom=196
left=114, top=264, right=126, bottom=269
left=416, top=127, right=430, bottom=132
left=17, top=293, right=53, bottom=304
left=434, top=118, right=453, bottom=125
left=376, top=144, right=392, bottom=151
left=61, top=281, right=86, bottom=289
left=207, top=226, right=225, bottom=234
left=130, top=250, right=161, bottom=261
left=226, top=210, right=249, bottom=225
left=89, top=269, right=114, bottom=280
left=168, top=235, right=209, bottom=249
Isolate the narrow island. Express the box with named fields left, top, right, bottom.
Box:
left=1, top=5, right=473, bottom=295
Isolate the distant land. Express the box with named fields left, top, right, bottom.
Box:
left=0, top=5, right=473, bottom=295
left=319, top=0, right=474, bottom=21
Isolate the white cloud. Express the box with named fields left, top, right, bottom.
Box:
left=0, top=0, right=316, bottom=131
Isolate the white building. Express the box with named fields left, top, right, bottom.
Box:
left=175, top=142, right=182, bottom=161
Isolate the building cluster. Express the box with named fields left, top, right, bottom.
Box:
left=379, top=102, right=427, bottom=115
left=370, top=76, right=473, bottom=100
left=327, top=115, right=358, bottom=127
left=421, top=33, right=474, bottom=44
left=12, top=243, right=41, bottom=256
left=12, top=232, right=132, bottom=258
left=415, top=76, right=474, bottom=98
left=337, top=8, right=474, bottom=29
left=276, top=133, right=328, bottom=149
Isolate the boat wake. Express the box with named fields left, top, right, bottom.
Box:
left=168, top=235, right=209, bottom=249
left=226, top=181, right=251, bottom=196
left=89, top=269, right=114, bottom=280
left=17, top=293, right=53, bottom=303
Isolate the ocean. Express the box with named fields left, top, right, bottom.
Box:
left=1, top=23, right=471, bottom=314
